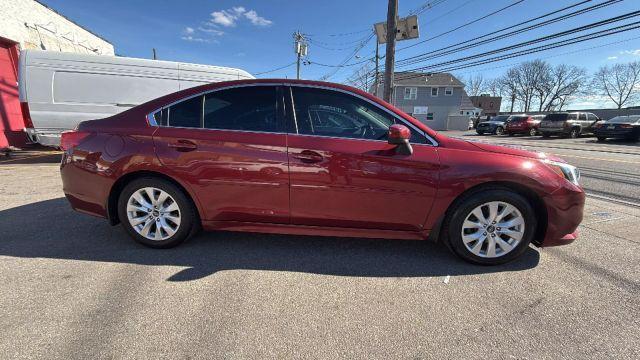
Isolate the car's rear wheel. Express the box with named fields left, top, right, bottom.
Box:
left=444, top=189, right=536, bottom=265
left=529, top=128, right=537, bottom=136
left=495, top=126, right=504, bottom=135
left=569, top=128, right=580, bottom=138
left=118, top=177, right=197, bottom=248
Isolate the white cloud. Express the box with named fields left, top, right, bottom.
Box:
left=182, top=6, right=271, bottom=44
left=619, top=49, right=640, bottom=56
left=607, top=56, right=618, bottom=60
left=244, top=10, right=272, bottom=26
left=208, top=7, right=272, bottom=28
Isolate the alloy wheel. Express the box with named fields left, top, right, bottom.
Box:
left=496, top=127, right=504, bottom=135
left=460, top=201, right=525, bottom=258
left=126, top=187, right=181, bottom=241
left=529, top=128, right=537, bottom=136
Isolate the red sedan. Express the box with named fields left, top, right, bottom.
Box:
left=60, top=79, right=584, bottom=265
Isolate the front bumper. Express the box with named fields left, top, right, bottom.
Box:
left=539, top=184, right=585, bottom=247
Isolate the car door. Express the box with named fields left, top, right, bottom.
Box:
left=152, top=85, right=290, bottom=224
left=286, top=86, right=440, bottom=232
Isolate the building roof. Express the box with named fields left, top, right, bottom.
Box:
left=392, top=72, right=465, bottom=87
left=33, top=0, right=112, bottom=44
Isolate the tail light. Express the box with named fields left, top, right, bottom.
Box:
left=60, top=130, right=92, bottom=151
left=594, top=123, right=603, bottom=128
left=20, top=102, right=34, bottom=128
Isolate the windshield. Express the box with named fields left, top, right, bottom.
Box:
left=544, top=113, right=569, bottom=122
left=607, top=115, right=640, bottom=124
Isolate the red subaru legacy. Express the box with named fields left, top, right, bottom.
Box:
left=60, top=79, right=584, bottom=265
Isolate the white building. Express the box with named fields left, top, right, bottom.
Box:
left=0, top=0, right=114, bottom=148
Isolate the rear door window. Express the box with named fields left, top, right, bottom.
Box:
left=203, top=86, right=280, bottom=132
left=578, top=113, right=587, bottom=121
left=167, top=96, right=202, bottom=128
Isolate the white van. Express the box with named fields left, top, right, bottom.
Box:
left=18, top=50, right=254, bottom=146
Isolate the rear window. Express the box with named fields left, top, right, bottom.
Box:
left=492, top=115, right=511, bottom=122
left=544, top=113, right=569, bottom=122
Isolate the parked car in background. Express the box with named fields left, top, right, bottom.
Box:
left=476, top=115, right=512, bottom=135
left=59, top=79, right=584, bottom=265
left=538, top=112, right=600, bottom=138
left=593, top=115, right=640, bottom=141
left=505, top=115, right=545, bottom=136
left=19, top=50, right=254, bottom=147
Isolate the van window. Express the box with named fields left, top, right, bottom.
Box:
left=203, top=86, right=279, bottom=132
left=168, top=96, right=202, bottom=128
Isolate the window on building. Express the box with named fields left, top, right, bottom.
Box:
left=203, top=86, right=279, bottom=132
left=444, top=87, right=453, bottom=96
left=427, top=113, right=434, bottom=120
left=460, top=110, right=463, bottom=115
left=431, top=87, right=438, bottom=97
left=168, top=96, right=203, bottom=128
left=404, top=87, right=417, bottom=100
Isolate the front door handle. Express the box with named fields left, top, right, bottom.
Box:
left=168, top=139, right=198, bottom=152
left=293, top=150, right=323, bottom=163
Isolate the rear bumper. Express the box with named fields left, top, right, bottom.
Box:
left=539, top=185, right=585, bottom=247
left=593, top=129, right=638, bottom=138
left=538, top=127, right=568, bottom=134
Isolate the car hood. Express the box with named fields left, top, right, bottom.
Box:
left=439, top=136, right=564, bottom=162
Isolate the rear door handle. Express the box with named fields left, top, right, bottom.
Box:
left=168, top=139, right=198, bottom=152
left=293, top=150, right=323, bottom=163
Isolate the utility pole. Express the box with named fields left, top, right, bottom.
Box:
left=374, top=43, right=380, bottom=97
left=383, top=0, right=398, bottom=103
left=293, top=32, right=307, bottom=80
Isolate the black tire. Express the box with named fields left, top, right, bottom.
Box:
left=569, top=128, right=580, bottom=139
left=443, top=188, right=536, bottom=265
left=495, top=126, right=504, bottom=135
left=541, top=132, right=551, bottom=138
left=117, top=177, right=198, bottom=248
left=529, top=128, right=537, bottom=136
left=597, top=136, right=606, bottom=142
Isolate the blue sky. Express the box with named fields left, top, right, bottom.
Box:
left=43, top=0, right=640, bottom=107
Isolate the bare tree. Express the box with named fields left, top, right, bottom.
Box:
left=485, top=78, right=503, bottom=97
left=499, top=68, right=519, bottom=113
left=346, top=63, right=374, bottom=92
left=592, top=61, right=640, bottom=109
left=465, top=74, right=486, bottom=97
left=543, top=64, right=587, bottom=111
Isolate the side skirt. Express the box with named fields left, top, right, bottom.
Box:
left=202, top=220, right=430, bottom=241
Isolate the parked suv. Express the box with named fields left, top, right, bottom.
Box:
left=538, top=112, right=601, bottom=138
left=505, top=114, right=545, bottom=136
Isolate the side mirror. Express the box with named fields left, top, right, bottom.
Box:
left=388, top=124, right=413, bottom=155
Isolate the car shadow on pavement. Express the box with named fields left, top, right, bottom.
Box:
left=0, top=198, right=540, bottom=281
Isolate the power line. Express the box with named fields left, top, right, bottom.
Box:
left=395, top=0, right=622, bottom=67
left=396, top=0, right=527, bottom=52
left=254, top=62, right=296, bottom=76
left=394, top=20, right=640, bottom=80
left=407, top=0, right=449, bottom=16
left=395, top=10, right=640, bottom=74
left=318, top=32, right=376, bottom=81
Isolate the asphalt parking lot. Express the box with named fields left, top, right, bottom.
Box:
left=0, top=136, right=639, bottom=359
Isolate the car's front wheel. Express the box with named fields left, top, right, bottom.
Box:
left=495, top=126, right=504, bottom=135
left=118, top=177, right=198, bottom=248
left=529, top=128, right=537, bottom=136
left=444, top=189, right=536, bottom=265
